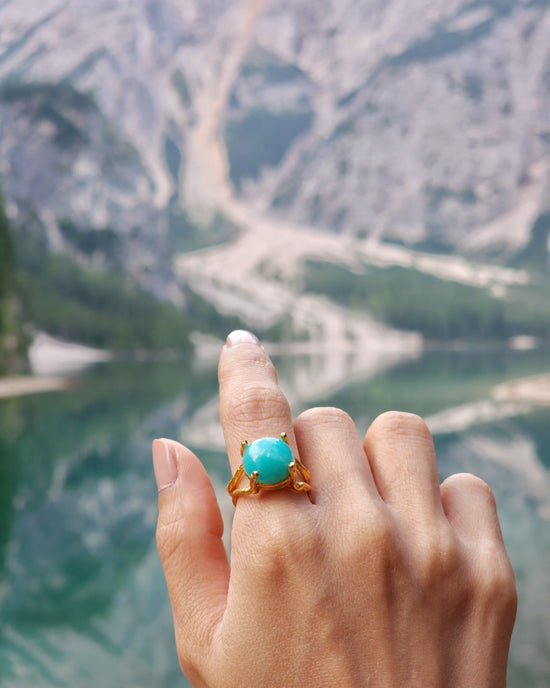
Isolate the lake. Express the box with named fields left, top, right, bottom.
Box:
left=0, top=346, right=549, bottom=687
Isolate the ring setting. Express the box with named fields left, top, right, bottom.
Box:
left=227, top=433, right=311, bottom=505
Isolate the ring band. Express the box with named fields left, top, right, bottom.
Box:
left=227, top=433, right=311, bottom=505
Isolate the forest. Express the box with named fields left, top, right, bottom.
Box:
left=302, top=259, right=550, bottom=342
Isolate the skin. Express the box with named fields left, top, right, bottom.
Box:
left=152, top=331, right=517, bottom=688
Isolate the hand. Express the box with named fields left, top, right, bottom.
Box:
left=152, top=330, right=517, bottom=688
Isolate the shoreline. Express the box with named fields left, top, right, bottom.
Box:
left=2, top=331, right=549, bottom=404
left=0, top=332, right=111, bottom=400
left=426, top=372, right=550, bottom=435
left=0, top=375, right=70, bottom=399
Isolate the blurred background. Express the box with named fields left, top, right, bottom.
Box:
left=1, top=0, right=550, bottom=685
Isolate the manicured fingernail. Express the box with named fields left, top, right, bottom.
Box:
left=152, top=439, right=178, bottom=490
left=226, top=330, right=259, bottom=347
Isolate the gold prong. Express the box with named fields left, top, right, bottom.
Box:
left=227, top=464, right=245, bottom=496
left=281, top=432, right=289, bottom=444
left=294, top=456, right=311, bottom=483
left=250, top=471, right=260, bottom=494
left=240, top=440, right=248, bottom=457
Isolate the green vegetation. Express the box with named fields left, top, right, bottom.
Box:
left=102, top=122, right=142, bottom=173
left=224, top=107, right=314, bottom=190
left=171, top=69, right=192, bottom=108
left=424, top=184, right=478, bottom=211
left=168, top=204, right=239, bottom=253
left=11, top=224, right=249, bottom=353
left=388, top=18, right=493, bottom=67
left=333, top=117, right=356, bottom=138
left=241, top=46, right=307, bottom=83
left=463, top=73, right=484, bottom=102
left=385, top=1, right=517, bottom=71
left=0, top=80, right=96, bottom=112
left=0, top=190, right=14, bottom=368
left=0, top=191, right=13, bottom=317
left=271, top=168, right=304, bottom=209
left=0, top=434, right=17, bottom=574
left=0, top=195, right=28, bottom=373
left=511, top=213, right=550, bottom=272
left=515, top=409, right=550, bottom=471
left=58, top=219, right=120, bottom=258
left=182, top=286, right=243, bottom=341
left=15, top=238, right=192, bottom=351
left=163, top=134, right=182, bottom=182
left=38, top=102, right=88, bottom=148
left=302, top=259, right=550, bottom=341
left=12, top=228, right=192, bottom=352
left=0, top=80, right=96, bottom=149
left=1, top=192, right=267, bottom=364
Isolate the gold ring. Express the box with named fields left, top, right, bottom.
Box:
left=227, top=432, right=311, bottom=505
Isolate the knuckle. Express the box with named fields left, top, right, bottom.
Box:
left=468, top=474, right=497, bottom=506
left=297, top=406, right=355, bottom=431
left=475, top=546, right=518, bottom=612
left=367, top=509, right=395, bottom=550
left=444, top=472, right=496, bottom=502
left=414, top=529, right=462, bottom=590
left=492, top=567, right=518, bottom=613
left=230, top=384, right=289, bottom=426
left=368, top=411, right=433, bottom=445
left=340, top=507, right=395, bottom=568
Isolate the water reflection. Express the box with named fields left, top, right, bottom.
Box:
left=0, top=348, right=549, bottom=686
left=0, top=360, right=213, bottom=687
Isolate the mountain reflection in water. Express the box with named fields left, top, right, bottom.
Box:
left=0, top=349, right=549, bottom=688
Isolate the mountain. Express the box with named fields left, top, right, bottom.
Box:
left=243, top=0, right=550, bottom=259
left=1, top=0, right=550, bottom=349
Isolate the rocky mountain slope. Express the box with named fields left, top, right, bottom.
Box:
left=1, top=0, right=550, bottom=340
left=244, top=0, right=550, bottom=258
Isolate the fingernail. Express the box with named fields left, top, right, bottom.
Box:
left=226, top=330, right=259, bottom=347
left=152, top=439, right=178, bottom=490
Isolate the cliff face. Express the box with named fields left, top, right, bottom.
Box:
left=0, top=0, right=549, bottom=292
left=236, top=0, right=550, bottom=259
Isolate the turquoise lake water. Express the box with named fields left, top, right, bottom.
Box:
left=0, top=348, right=549, bottom=687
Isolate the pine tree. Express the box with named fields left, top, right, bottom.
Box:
left=0, top=188, right=14, bottom=336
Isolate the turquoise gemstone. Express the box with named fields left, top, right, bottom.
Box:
left=243, top=437, right=293, bottom=485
